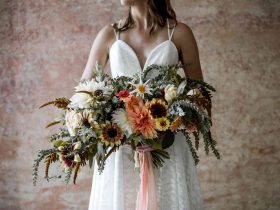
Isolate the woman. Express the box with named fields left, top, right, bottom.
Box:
left=84, top=0, right=204, bottom=210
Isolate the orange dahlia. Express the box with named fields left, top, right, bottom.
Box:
left=127, top=105, right=157, bottom=139
left=125, top=95, right=144, bottom=112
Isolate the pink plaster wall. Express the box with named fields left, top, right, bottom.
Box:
left=0, top=0, right=279, bottom=210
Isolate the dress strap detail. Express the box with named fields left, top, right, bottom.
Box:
left=112, top=20, right=121, bottom=40
left=167, top=18, right=176, bottom=41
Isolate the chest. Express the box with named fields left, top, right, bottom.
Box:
left=109, top=39, right=179, bottom=77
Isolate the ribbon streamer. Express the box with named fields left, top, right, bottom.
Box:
left=134, top=145, right=159, bottom=210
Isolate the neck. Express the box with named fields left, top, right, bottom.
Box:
left=130, top=2, right=149, bottom=30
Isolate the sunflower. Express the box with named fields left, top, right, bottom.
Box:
left=146, top=99, right=168, bottom=118
left=101, top=122, right=123, bottom=147
left=81, top=109, right=96, bottom=128
left=155, top=117, right=170, bottom=131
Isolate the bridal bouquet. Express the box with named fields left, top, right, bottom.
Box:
left=33, top=63, right=220, bottom=186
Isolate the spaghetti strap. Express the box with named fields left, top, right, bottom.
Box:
left=167, top=18, right=176, bottom=41
left=112, top=20, right=121, bottom=40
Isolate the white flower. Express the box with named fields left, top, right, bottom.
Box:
left=68, top=80, right=114, bottom=109
left=58, top=146, right=64, bottom=151
left=129, top=76, right=152, bottom=98
left=68, top=92, right=93, bottom=109
left=74, top=141, right=82, bottom=150
left=187, top=88, right=202, bottom=96
left=112, top=108, right=132, bottom=137
left=75, top=79, right=113, bottom=95
left=81, top=109, right=97, bottom=124
left=74, top=154, right=81, bottom=162
left=65, top=109, right=83, bottom=136
left=164, top=84, right=177, bottom=102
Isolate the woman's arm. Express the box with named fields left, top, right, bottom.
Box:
left=80, top=25, right=115, bottom=80
left=176, top=22, right=204, bottom=81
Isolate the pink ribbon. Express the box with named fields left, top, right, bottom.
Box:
left=134, top=145, right=159, bottom=210
left=121, top=144, right=159, bottom=210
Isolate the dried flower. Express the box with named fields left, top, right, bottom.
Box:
left=170, top=117, right=184, bottom=131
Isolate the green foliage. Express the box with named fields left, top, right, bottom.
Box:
left=65, top=168, right=73, bottom=184
left=32, top=148, right=58, bottom=186
left=151, top=149, right=170, bottom=168
left=184, top=133, right=199, bottom=165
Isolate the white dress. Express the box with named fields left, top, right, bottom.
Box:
left=88, top=19, right=204, bottom=210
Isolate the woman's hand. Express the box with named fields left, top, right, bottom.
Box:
left=80, top=25, right=114, bottom=80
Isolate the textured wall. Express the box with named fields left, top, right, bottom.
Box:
left=0, top=0, right=279, bottom=210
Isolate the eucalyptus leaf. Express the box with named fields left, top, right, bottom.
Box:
left=177, top=80, right=187, bottom=95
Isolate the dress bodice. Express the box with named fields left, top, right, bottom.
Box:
left=109, top=18, right=179, bottom=78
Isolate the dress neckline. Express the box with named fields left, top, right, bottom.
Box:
left=109, top=39, right=178, bottom=71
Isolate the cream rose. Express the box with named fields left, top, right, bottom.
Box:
left=65, top=110, right=83, bottom=136
left=164, top=84, right=177, bottom=102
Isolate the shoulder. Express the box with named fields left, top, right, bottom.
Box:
left=93, top=21, right=121, bottom=49
left=96, top=18, right=124, bottom=38
left=95, top=24, right=115, bottom=42
left=171, top=21, right=197, bottom=50
left=167, top=19, right=196, bottom=43
left=173, top=21, right=195, bottom=39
